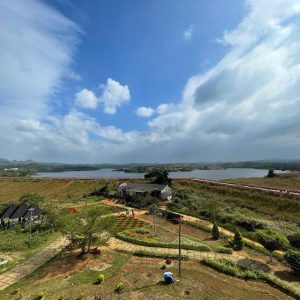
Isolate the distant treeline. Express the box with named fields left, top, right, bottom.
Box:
left=221, top=161, right=300, bottom=171
left=116, top=164, right=224, bottom=173
left=1, top=159, right=300, bottom=176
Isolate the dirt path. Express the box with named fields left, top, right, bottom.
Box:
left=0, top=237, right=68, bottom=291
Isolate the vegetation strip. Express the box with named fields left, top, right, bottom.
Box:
left=182, top=215, right=284, bottom=260
left=116, top=230, right=211, bottom=251
left=132, top=249, right=188, bottom=260
left=202, top=257, right=300, bottom=300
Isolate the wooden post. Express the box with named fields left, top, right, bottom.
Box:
left=178, top=217, right=182, bottom=278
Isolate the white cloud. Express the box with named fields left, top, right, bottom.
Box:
left=0, top=0, right=80, bottom=119
left=183, top=25, right=193, bottom=41
left=156, top=103, right=174, bottom=115
left=100, top=78, right=131, bottom=114
left=136, top=107, right=155, bottom=117
left=75, top=88, right=98, bottom=109
left=3, top=0, right=300, bottom=163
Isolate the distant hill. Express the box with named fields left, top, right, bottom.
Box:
left=0, top=158, right=300, bottom=173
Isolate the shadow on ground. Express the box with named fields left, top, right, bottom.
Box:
left=237, top=258, right=271, bottom=272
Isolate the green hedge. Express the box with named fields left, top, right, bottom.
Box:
left=116, top=230, right=211, bottom=252
left=202, top=257, right=300, bottom=299
left=214, top=246, right=233, bottom=254
left=133, top=249, right=188, bottom=260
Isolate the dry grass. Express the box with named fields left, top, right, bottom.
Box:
left=224, top=172, right=300, bottom=191
left=0, top=250, right=293, bottom=300
left=0, top=178, right=121, bottom=203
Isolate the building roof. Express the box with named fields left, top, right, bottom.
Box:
left=0, top=203, right=42, bottom=220
left=0, top=204, right=18, bottom=219
left=23, top=204, right=42, bottom=218
left=122, top=183, right=168, bottom=193
left=10, top=203, right=29, bottom=219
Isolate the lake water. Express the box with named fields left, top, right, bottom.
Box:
left=34, top=168, right=286, bottom=180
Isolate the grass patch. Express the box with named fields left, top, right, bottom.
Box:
left=132, top=249, right=188, bottom=260
left=202, top=257, right=300, bottom=299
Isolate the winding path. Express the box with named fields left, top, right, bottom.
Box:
left=0, top=237, right=67, bottom=291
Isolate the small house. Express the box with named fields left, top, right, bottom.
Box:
left=0, top=203, right=42, bottom=227
left=118, top=183, right=172, bottom=202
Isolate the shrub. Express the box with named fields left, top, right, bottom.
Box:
left=115, top=282, right=124, bottom=293
left=211, top=223, right=219, bottom=240
left=255, top=229, right=289, bottom=253
left=161, top=264, right=167, bottom=270
left=287, top=232, right=300, bottom=248
left=37, top=291, right=45, bottom=299
left=133, top=250, right=188, bottom=260
left=135, top=227, right=150, bottom=234
left=233, top=229, right=244, bottom=250
left=25, top=237, right=39, bottom=248
left=214, top=246, right=233, bottom=254
left=234, top=217, right=266, bottom=231
left=284, top=249, right=300, bottom=275
left=97, top=273, right=105, bottom=283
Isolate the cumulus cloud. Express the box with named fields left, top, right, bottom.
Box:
left=100, top=78, right=131, bottom=114
left=2, top=0, right=300, bottom=163
left=136, top=107, right=155, bottom=117
left=136, top=103, right=174, bottom=118
left=183, top=25, right=193, bottom=41
left=75, top=88, right=98, bottom=109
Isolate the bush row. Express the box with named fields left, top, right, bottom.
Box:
left=133, top=249, right=188, bottom=260
left=202, top=257, right=300, bottom=299
left=214, top=246, right=233, bottom=254
left=116, top=230, right=211, bottom=252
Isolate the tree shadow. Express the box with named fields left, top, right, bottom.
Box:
left=237, top=258, right=271, bottom=273
left=274, top=270, right=300, bottom=284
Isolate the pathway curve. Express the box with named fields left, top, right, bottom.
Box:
left=108, top=237, right=229, bottom=261
left=0, top=237, right=68, bottom=291
left=102, top=199, right=300, bottom=291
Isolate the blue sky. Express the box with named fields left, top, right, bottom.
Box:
left=53, top=0, right=244, bottom=131
left=1, top=0, right=300, bottom=163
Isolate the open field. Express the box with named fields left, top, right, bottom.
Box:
left=0, top=178, right=122, bottom=203
left=224, top=172, right=300, bottom=191
left=0, top=250, right=293, bottom=300
left=172, top=179, right=300, bottom=223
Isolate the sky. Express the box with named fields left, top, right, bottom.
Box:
left=1, top=0, right=300, bottom=163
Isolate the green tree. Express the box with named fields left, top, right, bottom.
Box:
left=148, top=204, right=159, bottom=215
left=266, top=170, right=275, bottom=178
left=144, top=168, right=171, bottom=185
left=255, top=229, right=289, bottom=262
left=211, top=223, right=220, bottom=240
left=233, top=229, right=244, bottom=250
left=58, top=206, right=115, bottom=255
left=284, top=249, right=300, bottom=275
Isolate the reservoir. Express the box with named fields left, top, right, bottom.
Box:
left=34, top=168, right=286, bottom=180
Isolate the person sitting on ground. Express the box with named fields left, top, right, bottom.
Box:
left=163, top=271, right=174, bottom=284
